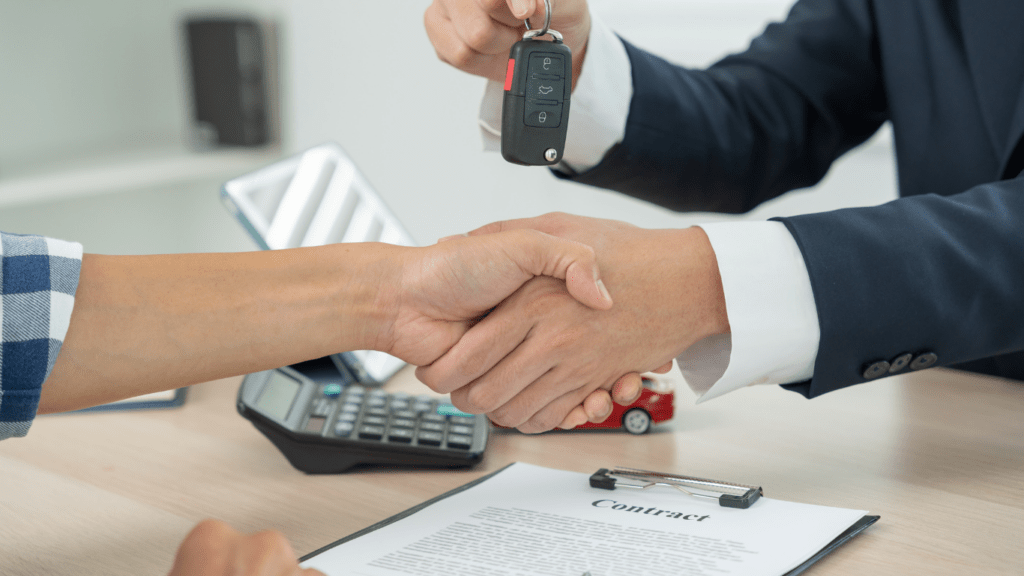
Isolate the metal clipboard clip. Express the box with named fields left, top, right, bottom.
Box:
left=590, top=467, right=763, bottom=509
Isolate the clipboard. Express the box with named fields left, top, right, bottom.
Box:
left=590, top=467, right=763, bottom=509
left=300, top=462, right=880, bottom=576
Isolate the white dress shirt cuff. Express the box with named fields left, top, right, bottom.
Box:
left=678, top=221, right=820, bottom=403
left=479, top=12, right=632, bottom=173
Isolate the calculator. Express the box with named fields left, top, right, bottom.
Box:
left=237, top=364, right=489, bottom=473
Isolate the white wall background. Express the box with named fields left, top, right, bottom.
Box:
left=0, top=0, right=896, bottom=253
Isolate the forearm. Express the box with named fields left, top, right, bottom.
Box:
left=778, top=181, right=1024, bottom=397
left=40, top=244, right=400, bottom=413
left=564, top=1, right=887, bottom=213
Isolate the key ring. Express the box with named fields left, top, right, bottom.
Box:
left=523, top=0, right=563, bottom=42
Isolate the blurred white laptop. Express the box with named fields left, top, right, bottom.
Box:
left=221, top=142, right=414, bottom=386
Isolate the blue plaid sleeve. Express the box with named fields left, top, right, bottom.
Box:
left=0, top=232, right=83, bottom=440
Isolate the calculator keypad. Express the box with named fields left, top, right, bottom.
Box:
left=316, top=384, right=484, bottom=450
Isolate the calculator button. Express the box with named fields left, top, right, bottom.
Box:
left=334, top=421, right=355, bottom=436
left=311, top=401, right=333, bottom=417
left=337, top=412, right=358, bottom=422
left=419, top=421, right=445, bottom=432
left=358, top=425, right=385, bottom=440
left=367, top=408, right=389, bottom=417
left=391, top=418, right=416, bottom=429
left=362, top=415, right=387, bottom=426
left=304, top=416, right=326, bottom=434
left=389, top=400, right=410, bottom=410
left=392, top=410, right=417, bottom=419
left=449, top=425, right=473, bottom=436
left=367, top=397, right=387, bottom=408
left=322, top=383, right=343, bottom=397
left=369, top=389, right=388, bottom=397
left=413, top=403, right=433, bottom=413
left=446, top=435, right=473, bottom=449
left=450, top=416, right=476, bottom=426
left=417, top=431, right=443, bottom=446
left=348, top=385, right=366, bottom=395
left=436, top=404, right=473, bottom=417
left=342, top=403, right=361, bottom=413
left=422, top=414, right=446, bottom=423
left=387, top=428, right=414, bottom=442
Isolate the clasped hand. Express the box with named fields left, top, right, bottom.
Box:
left=413, top=213, right=729, bottom=433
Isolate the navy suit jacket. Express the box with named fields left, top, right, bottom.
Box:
left=565, top=0, right=1024, bottom=398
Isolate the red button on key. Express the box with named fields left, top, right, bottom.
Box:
left=504, top=58, right=515, bottom=91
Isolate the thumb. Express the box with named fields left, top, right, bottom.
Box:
left=507, top=0, right=538, bottom=20
left=500, top=229, right=612, bottom=310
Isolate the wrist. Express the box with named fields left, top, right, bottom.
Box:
left=570, top=12, right=591, bottom=91
left=321, top=243, right=408, bottom=354
left=651, top=227, right=730, bottom=351
left=684, top=226, right=730, bottom=340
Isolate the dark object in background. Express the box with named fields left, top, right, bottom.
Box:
left=185, top=18, right=273, bottom=147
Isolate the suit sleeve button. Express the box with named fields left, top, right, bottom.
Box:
left=910, top=352, right=939, bottom=371
left=888, top=353, right=913, bottom=373
left=862, top=361, right=891, bottom=380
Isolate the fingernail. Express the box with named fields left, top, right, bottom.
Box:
left=597, top=279, right=612, bottom=303
left=628, top=381, right=642, bottom=402
left=510, top=0, right=530, bottom=17
left=629, top=390, right=641, bottom=403
left=615, top=380, right=640, bottom=404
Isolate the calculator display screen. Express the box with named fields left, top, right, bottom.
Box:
left=256, top=371, right=301, bottom=421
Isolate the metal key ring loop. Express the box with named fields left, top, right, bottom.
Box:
left=524, top=0, right=553, bottom=38
left=523, top=28, right=563, bottom=42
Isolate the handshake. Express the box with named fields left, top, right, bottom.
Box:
left=383, top=212, right=729, bottom=433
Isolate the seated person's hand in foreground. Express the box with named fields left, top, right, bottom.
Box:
left=40, top=228, right=611, bottom=414
left=416, top=213, right=729, bottom=433
left=168, top=520, right=323, bottom=576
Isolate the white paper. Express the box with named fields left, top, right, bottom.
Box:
left=302, top=463, right=867, bottom=576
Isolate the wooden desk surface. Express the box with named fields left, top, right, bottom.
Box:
left=2, top=367, right=1022, bottom=575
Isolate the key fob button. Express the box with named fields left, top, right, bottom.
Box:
left=525, top=104, right=562, bottom=128
left=526, top=77, right=564, bottom=100
left=529, top=54, right=564, bottom=78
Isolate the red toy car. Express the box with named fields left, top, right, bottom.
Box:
left=493, top=376, right=675, bottom=434
left=575, top=376, right=675, bottom=434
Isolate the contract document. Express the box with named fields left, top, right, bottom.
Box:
left=302, top=462, right=876, bottom=576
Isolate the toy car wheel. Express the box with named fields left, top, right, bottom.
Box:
left=622, top=408, right=651, bottom=435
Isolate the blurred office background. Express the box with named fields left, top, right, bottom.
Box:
left=0, top=0, right=896, bottom=255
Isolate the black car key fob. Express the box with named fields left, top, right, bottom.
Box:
left=501, top=29, right=572, bottom=166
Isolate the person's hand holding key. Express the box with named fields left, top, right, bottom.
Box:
left=424, top=0, right=591, bottom=94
